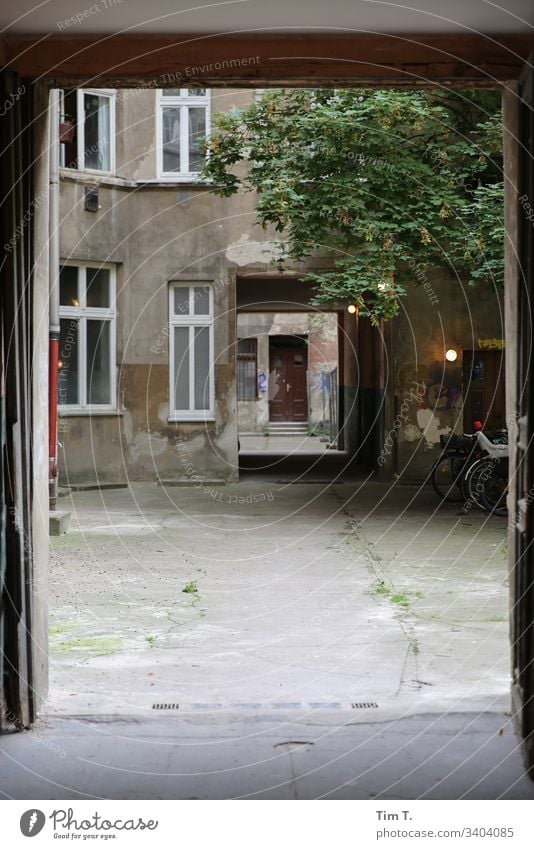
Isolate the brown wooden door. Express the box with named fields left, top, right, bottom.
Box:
left=269, top=343, right=308, bottom=422
left=463, top=350, right=506, bottom=431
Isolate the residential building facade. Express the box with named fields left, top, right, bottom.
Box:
left=57, top=86, right=505, bottom=486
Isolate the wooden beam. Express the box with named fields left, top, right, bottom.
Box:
left=4, top=33, right=533, bottom=87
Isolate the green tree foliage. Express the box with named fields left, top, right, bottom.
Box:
left=204, top=89, right=503, bottom=321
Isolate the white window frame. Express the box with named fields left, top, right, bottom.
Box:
left=168, top=283, right=215, bottom=421
left=156, top=89, right=210, bottom=181
left=58, top=261, right=117, bottom=413
left=60, top=88, right=116, bottom=174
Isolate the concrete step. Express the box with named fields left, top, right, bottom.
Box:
left=268, top=423, right=309, bottom=435
left=267, top=430, right=310, bottom=436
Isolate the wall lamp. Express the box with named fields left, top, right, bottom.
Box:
left=347, top=304, right=358, bottom=314
left=445, top=348, right=458, bottom=362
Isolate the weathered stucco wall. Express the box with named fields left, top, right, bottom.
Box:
left=389, top=271, right=505, bottom=481
left=58, top=88, right=314, bottom=485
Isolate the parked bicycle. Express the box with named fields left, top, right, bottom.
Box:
left=431, top=424, right=508, bottom=515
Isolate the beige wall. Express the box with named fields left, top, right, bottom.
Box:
left=58, top=88, right=311, bottom=484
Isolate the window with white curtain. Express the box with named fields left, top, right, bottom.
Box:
left=157, top=89, right=210, bottom=179
left=60, top=89, right=115, bottom=173
left=169, top=283, right=214, bottom=420
left=58, top=263, right=116, bottom=411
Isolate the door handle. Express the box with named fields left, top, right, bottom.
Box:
left=286, top=383, right=292, bottom=392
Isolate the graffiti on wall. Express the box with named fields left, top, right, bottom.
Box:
left=397, top=362, right=463, bottom=447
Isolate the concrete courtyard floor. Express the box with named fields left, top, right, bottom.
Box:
left=2, top=477, right=533, bottom=799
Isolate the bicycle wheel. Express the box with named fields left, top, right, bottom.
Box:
left=463, top=457, right=494, bottom=511
left=480, top=458, right=508, bottom=516
left=431, top=452, right=466, bottom=502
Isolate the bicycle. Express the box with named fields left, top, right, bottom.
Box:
left=463, top=453, right=508, bottom=516
left=431, top=427, right=508, bottom=510
left=430, top=432, right=481, bottom=502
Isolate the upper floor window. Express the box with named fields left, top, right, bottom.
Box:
left=157, top=89, right=210, bottom=180
left=60, top=89, right=115, bottom=173
left=58, top=262, right=116, bottom=411
left=169, top=283, right=214, bottom=420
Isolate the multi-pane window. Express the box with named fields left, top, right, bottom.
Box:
left=60, top=89, right=115, bottom=172
left=237, top=339, right=258, bottom=401
left=158, top=89, right=209, bottom=178
left=58, top=263, right=116, bottom=410
left=169, top=284, right=214, bottom=419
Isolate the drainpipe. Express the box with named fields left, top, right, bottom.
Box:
left=48, top=89, right=60, bottom=510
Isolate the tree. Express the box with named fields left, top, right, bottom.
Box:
left=203, top=88, right=503, bottom=321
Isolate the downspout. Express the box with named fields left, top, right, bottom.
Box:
left=48, top=89, right=60, bottom=510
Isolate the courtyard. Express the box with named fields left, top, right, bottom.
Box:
left=1, top=477, right=528, bottom=800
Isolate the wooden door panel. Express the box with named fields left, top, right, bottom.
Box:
left=463, top=350, right=506, bottom=431
left=268, top=343, right=308, bottom=422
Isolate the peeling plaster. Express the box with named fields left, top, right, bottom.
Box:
left=416, top=408, right=450, bottom=446
left=225, top=234, right=283, bottom=267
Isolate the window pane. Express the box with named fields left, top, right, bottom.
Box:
left=238, top=338, right=257, bottom=355
left=188, top=107, right=206, bottom=172
left=193, top=286, right=210, bottom=315
left=86, top=319, right=111, bottom=404
left=194, top=326, right=210, bottom=410
left=161, top=89, right=183, bottom=96
left=62, top=89, right=78, bottom=169
left=58, top=318, right=79, bottom=405
left=84, top=93, right=111, bottom=171
left=162, top=107, right=181, bottom=173
left=173, top=327, right=190, bottom=410
left=173, top=287, right=190, bottom=316
left=185, top=88, right=206, bottom=97
left=59, top=265, right=79, bottom=306
left=237, top=359, right=256, bottom=401
left=86, top=268, right=110, bottom=307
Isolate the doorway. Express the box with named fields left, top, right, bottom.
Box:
left=268, top=336, right=308, bottom=423
left=463, top=349, right=506, bottom=431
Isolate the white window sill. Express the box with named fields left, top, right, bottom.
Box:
left=168, top=415, right=215, bottom=423
left=58, top=409, right=123, bottom=417
left=147, top=176, right=211, bottom=185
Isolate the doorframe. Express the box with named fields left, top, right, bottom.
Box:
left=268, top=334, right=309, bottom=424
left=0, top=37, right=530, bottom=770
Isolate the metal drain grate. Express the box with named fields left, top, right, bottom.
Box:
left=152, top=703, right=180, bottom=710
left=351, top=702, right=379, bottom=709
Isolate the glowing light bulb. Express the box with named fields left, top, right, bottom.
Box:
left=445, top=348, right=458, bottom=362
left=347, top=304, right=357, bottom=314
